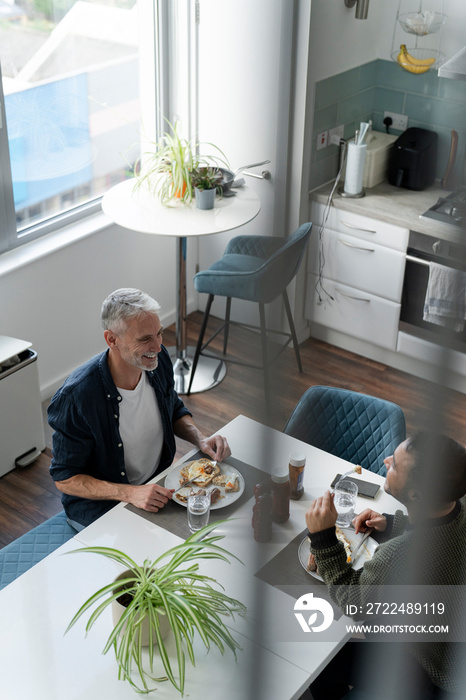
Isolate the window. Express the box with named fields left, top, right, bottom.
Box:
left=0, top=0, right=143, bottom=253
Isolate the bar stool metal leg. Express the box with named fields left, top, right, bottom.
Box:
left=282, top=289, right=303, bottom=373
left=186, top=294, right=215, bottom=396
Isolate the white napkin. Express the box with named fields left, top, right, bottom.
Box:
left=423, top=262, right=466, bottom=332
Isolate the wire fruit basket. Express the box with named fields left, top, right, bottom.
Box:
left=391, top=47, right=445, bottom=70
left=397, top=11, right=446, bottom=35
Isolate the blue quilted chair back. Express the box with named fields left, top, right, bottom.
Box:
left=284, top=386, right=406, bottom=475
left=194, top=222, right=312, bottom=304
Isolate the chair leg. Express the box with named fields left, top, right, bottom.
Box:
left=283, top=289, right=302, bottom=373
left=223, top=297, right=231, bottom=355
left=259, top=303, right=270, bottom=406
left=187, top=294, right=214, bottom=395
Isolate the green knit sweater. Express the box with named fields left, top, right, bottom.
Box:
left=310, top=496, right=466, bottom=692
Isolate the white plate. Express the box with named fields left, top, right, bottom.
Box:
left=164, top=461, right=245, bottom=510
left=298, top=530, right=378, bottom=582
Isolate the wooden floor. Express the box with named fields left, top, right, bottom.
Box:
left=1, top=311, right=465, bottom=548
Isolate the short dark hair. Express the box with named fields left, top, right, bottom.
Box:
left=405, top=432, right=466, bottom=504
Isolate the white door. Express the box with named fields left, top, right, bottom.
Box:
left=196, top=0, right=295, bottom=323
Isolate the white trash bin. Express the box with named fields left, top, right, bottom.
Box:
left=0, top=336, right=45, bottom=476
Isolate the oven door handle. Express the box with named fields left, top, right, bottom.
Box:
left=406, top=254, right=430, bottom=267
left=339, top=238, right=375, bottom=253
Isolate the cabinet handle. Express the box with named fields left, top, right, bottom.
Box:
left=341, top=220, right=377, bottom=234
left=336, top=287, right=371, bottom=303
left=338, top=238, right=375, bottom=253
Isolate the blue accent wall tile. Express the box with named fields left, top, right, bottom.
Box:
left=359, top=61, right=378, bottom=91
left=377, top=59, right=439, bottom=97
left=313, top=103, right=338, bottom=134
left=374, top=86, right=405, bottom=114
left=339, top=88, right=375, bottom=125
left=438, top=77, right=466, bottom=104
left=315, top=67, right=360, bottom=110
left=406, top=93, right=466, bottom=131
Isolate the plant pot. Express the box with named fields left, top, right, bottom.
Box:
left=195, top=187, right=216, bottom=210
left=174, top=180, right=188, bottom=199
left=111, top=570, right=170, bottom=647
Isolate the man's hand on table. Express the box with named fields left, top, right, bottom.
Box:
left=353, top=508, right=387, bottom=534
left=128, top=483, right=174, bottom=513
left=173, top=416, right=231, bottom=462
left=306, top=490, right=338, bottom=533
left=198, top=434, right=231, bottom=462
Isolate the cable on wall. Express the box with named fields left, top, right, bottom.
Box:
left=315, top=139, right=348, bottom=304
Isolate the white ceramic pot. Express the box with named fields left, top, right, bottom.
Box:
left=111, top=570, right=170, bottom=647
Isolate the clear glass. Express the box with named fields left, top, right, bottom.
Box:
left=187, top=494, right=210, bottom=533
left=0, top=0, right=140, bottom=233
left=334, top=479, right=358, bottom=528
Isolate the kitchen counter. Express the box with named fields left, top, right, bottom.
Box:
left=310, top=181, right=466, bottom=246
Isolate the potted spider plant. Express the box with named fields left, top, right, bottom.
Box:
left=65, top=521, right=246, bottom=695
left=134, top=119, right=228, bottom=206
left=191, top=166, right=223, bottom=210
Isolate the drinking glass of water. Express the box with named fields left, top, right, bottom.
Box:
left=187, top=493, right=211, bottom=533
left=334, top=479, right=358, bottom=528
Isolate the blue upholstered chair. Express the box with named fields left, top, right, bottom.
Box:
left=284, top=385, right=406, bottom=475
left=187, top=222, right=313, bottom=401
left=0, top=511, right=76, bottom=590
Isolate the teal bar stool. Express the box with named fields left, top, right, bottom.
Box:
left=188, top=222, right=312, bottom=403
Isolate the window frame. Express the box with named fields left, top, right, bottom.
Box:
left=0, top=0, right=171, bottom=257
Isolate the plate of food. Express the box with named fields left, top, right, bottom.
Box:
left=165, top=458, right=245, bottom=510
left=298, top=527, right=378, bottom=582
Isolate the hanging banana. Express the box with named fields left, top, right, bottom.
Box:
left=397, top=44, right=436, bottom=74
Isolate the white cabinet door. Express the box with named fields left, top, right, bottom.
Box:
left=305, top=273, right=401, bottom=351
left=308, top=229, right=406, bottom=302
left=311, top=203, right=409, bottom=252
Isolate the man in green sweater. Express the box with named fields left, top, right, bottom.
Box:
left=306, top=432, right=466, bottom=700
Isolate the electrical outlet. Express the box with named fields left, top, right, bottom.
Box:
left=384, top=111, right=408, bottom=131
left=316, top=131, right=328, bottom=150
left=329, top=125, right=344, bottom=146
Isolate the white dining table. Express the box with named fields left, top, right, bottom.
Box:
left=0, top=415, right=405, bottom=700
left=101, top=180, right=261, bottom=395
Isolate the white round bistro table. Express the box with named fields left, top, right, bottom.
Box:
left=101, top=179, right=261, bottom=394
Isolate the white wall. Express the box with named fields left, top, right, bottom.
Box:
left=0, top=220, right=197, bottom=399
left=308, top=0, right=382, bottom=85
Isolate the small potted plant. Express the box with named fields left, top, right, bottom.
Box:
left=134, top=120, right=228, bottom=207
left=191, top=166, right=222, bottom=210
left=65, top=521, right=246, bottom=695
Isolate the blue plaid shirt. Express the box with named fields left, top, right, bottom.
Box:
left=48, top=346, right=191, bottom=526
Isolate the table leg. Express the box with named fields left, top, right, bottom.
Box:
left=168, top=237, right=226, bottom=394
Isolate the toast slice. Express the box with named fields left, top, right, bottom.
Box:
left=224, top=475, right=239, bottom=493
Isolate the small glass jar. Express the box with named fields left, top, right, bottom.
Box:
left=289, top=450, right=306, bottom=500
left=271, top=469, right=290, bottom=523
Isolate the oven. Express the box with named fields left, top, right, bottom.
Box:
left=400, top=230, right=466, bottom=352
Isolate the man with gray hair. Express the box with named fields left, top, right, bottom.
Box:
left=48, top=288, right=230, bottom=529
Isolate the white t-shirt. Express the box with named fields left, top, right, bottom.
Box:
left=117, top=372, right=163, bottom=484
